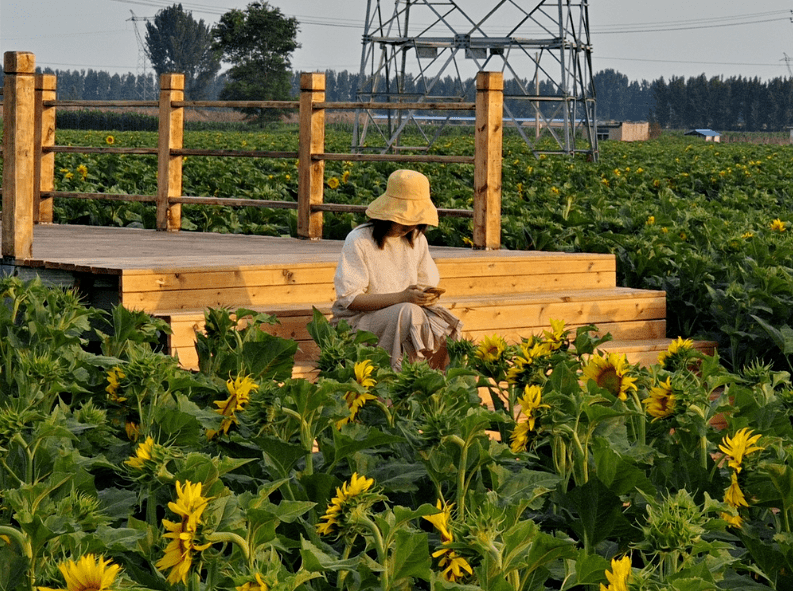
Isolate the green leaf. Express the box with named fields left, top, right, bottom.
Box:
left=255, top=435, right=309, bottom=478
left=556, top=476, right=634, bottom=551
left=242, top=336, right=297, bottom=381
left=393, top=529, right=431, bottom=582
left=299, top=537, right=361, bottom=572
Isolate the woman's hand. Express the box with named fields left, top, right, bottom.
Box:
left=348, top=285, right=440, bottom=312
left=402, top=285, right=440, bottom=307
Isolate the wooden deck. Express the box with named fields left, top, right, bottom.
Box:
left=2, top=224, right=715, bottom=374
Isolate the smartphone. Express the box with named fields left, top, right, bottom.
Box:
left=423, top=287, right=445, bottom=296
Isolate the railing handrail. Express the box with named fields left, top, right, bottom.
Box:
left=2, top=52, right=504, bottom=260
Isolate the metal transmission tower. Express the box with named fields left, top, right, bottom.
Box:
left=128, top=11, right=154, bottom=100
left=353, top=0, right=598, bottom=159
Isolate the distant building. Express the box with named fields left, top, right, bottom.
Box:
left=597, top=121, right=649, bottom=142
left=684, top=129, right=721, bottom=142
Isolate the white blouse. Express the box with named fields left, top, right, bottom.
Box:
left=333, top=224, right=440, bottom=313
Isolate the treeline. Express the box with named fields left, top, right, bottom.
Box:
left=0, top=68, right=227, bottom=102
left=3, top=67, right=792, bottom=132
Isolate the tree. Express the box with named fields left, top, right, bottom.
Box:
left=145, top=3, right=221, bottom=99
left=212, top=2, right=299, bottom=122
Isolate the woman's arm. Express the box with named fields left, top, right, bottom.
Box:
left=347, top=285, right=439, bottom=312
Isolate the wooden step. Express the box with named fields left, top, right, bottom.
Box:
left=120, top=251, right=618, bottom=313
left=156, top=286, right=670, bottom=373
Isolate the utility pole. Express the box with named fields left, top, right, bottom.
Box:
left=354, top=0, right=598, bottom=160
left=128, top=11, right=153, bottom=100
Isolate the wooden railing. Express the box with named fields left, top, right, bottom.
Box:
left=1, top=51, right=504, bottom=261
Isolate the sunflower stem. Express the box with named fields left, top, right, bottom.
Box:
left=630, top=390, right=646, bottom=446
left=356, top=515, right=389, bottom=590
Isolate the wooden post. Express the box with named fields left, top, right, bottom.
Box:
left=157, top=73, right=184, bottom=231
left=297, top=72, right=326, bottom=240
left=35, top=73, right=57, bottom=224
left=473, top=71, right=503, bottom=250
left=2, top=52, right=36, bottom=260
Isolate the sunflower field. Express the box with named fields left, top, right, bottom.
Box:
left=3, top=127, right=793, bottom=589
left=42, top=128, right=793, bottom=371
left=2, top=275, right=793, bottom=591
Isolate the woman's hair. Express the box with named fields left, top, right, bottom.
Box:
left=369, top=219, right=428, bottom=249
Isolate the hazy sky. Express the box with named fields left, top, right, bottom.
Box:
left=1, top=0, right=792, bottom=83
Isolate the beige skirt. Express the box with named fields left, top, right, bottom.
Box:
left=332, top=302, right=463, bottom=371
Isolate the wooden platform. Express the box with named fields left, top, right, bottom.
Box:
left=3, top=224, right=715, bottom=375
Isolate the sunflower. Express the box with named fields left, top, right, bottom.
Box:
left=156, top=480, right=212, bottom=585
left=236, top=573, right=269, bottom=591
left=105, top=367, right=126, bottom=402
left=105, top=135, right=115, bottom=145
left=327, top=176, right=340, bottom=189
left=506, top=340, right=551, bottom=385
left=423, top=500, right=474, bottom=583
left=125, top=436, right=155, bottom=471
left=723, top=471, right=749, bottom=509
left=423, top=499, right=454, bottom=543
left=124, top=421, right=140, bottom=442
left=643, top=376, right=676, bottom=420
left=316, top=472, right=376, bottom=537
left=336, top=360, right=378, bottom=428
left=474, top=334, right=507, bottom=363
left=657, top=336, right=695, bottom=370
left=207, top=375, right=258, bottom=439
left=599, top=555, right=631, bottom=591
left=582, top=352, right=637, bottom=400
left=770, top=218, right=786, bottom=232
left=718, top=428, right=764, bottom=473
left=541, top=318, right=567, bottom=351
left=38, top=554, right=121, bottom=591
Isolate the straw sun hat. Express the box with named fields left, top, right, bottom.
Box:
left=365, top=169, right=439, bottom=226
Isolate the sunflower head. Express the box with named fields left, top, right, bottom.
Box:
left=718, top=427, right=764, bottom=473
left=506, top=339, right=551, bottom=387
left=156, top=480, right=213, bottom=585
left=658, top=337, right=698, bottom=371
left=643, top=376, right=676, bottom=420
left=599, top=555, right=631, bottom=591
left=474, top=335, right=507, bottom=363
left=316, top=472, right=380, bottom=539
left=47, top=554, right=121, bottom=591
left=542, top=318, right=569, bottom=351
left=582, top=352, right=637, bottom=400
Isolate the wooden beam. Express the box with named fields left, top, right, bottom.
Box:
left=2, top=51, right=36, bottom=260
left=35, top=73, right=57, bottom=224
left=157, top=73, right=184, bottom=231
left=297, top=72, right=326, bottom=240
left=473, top=71, right=504, bottom=250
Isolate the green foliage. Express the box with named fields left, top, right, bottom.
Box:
left=3, top=279, right=793, bottom=589
left=212, top=1, right=300, bottom=121
left=145, top=3, right=221, bottom=99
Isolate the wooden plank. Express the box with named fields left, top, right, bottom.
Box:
left=121, top=264, right=337, bottom=293
left=438, top=271, right=614, bottom=296
left=123, top=283, right=338, bottom=311
left=297, top=73, right=325, bottom=239
left=463, top=319, right=667, bottom=344
left=448, top=293, right=666, bottom=332
left=2, top=52, right=37, bottom=259
left=435, top=255, right=615, bottom=278
left=157, top=73, right=184, bottom=231
left=34, top=73, right=56, bottom=223
left=473, top=72, right=503, bottom=250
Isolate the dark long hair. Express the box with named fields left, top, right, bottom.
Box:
left=369, top=219, right=428, bottom=249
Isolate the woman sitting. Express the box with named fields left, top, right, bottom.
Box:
left=332, top=169, right=462, bottom=371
